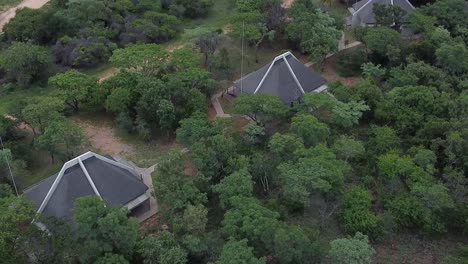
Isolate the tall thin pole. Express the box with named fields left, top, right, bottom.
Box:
left=0, top=136, right=18, bottom=196
left=240, top=20, right=245, bottom=94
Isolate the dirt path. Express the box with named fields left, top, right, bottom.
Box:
left=71, top=116, right=135, bottom=157
left=0, top=0, right=50, bottom=31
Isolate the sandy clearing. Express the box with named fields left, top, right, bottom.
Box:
left=71, top=116, right=136, bottom=157
left=0, top=0, right=50, bottom=31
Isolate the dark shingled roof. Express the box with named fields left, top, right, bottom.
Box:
left=349, top=0, right=415, bottom=26
left=233, top=52, right=327, bottom=104
left=24, top=152, right=148, bottom=223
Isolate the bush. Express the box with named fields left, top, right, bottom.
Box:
left=339, top=186, right=380, bottom=235
left=53, top=36, right=117, bottom=68
left=335, top=48, right=368, bottom=77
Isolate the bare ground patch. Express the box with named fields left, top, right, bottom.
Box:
left=71, top=115, right=136, bottom=157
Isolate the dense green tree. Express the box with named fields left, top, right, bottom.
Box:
left=235, top=0, right=281, bottom=12
left=273, top=225, right=318, bottom=264
left=377, top=151, right=417, bottom=181
left=4, top=7, right=71, bottom=45
left=269, top=133, right=304, bottom=162
left=408, top=12, right=436, bottom=34
left=388, top=61, right=448, bottom=90
left=331, top=101, right=370, bottom=129
left=332, top=135, right=365, bottom=162
left=231, top=94, right=289, bottom=126
left=215, top=239, right=266, bottom=264
left=242, top=122, right=266, bottom=145
left=48, top=70, right=97, bottom=112
left=361, top=27, right=402, bottom=60
left=73, top=196, right=138, bottom=263
left=278, top=145, right=348, bottom=208
left=373, top=3, right=406, bottom=28
left=286, top=0, right=341, bottom=65
left=138, top=231, right=187, bottom=264
left=366, top=126, right=399, bottom=156
left=110, top=44, right=168, bottom=75
left=176, top=113, right=220, bottom=145
left=35, top=118, right=84, bottom=162
left=420, top=0, right=468, bottom=37
left=105, top=87, right=132, bottom=114
left=223, top=196, right=280, bottom=251
left=339, top=187, right=379, bottom=234
left=0, top=184, right=12, bottom=198
left=376, top=85, right=447, bottom=135
left=213, top=169, right=254, bottom=208
left=21, top=96, right=64, bottom=134
left=435, top=43, right=468, bottom=76
left=191, top=134, right=237, bottom=182
left=290, top=114, right=329, bottom=147
left=412, top=148, right=436, bottom=175
left=171, top=0, right=214, bottom=18
left=329, top=232, right=375, bottom=264
left=0, top=42, right=51, bottom=87
left=153, top=151, right=207, bottom=223
left=0, top=196, right=36, bottom=263
left=95, top=253, right=129, bottom=264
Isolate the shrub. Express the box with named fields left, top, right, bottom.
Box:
left=335, top=48, right=368, bottom=77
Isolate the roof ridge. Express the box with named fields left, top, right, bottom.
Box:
left=353, top=0, right=375, bottom=16
left=254, top=51, right=303, bottom=94
left=354, top=0, right=415, bottom=16
left=282, top=55, right=305, bottom=95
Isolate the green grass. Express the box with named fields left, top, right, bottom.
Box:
left=18, top=161, right=63, bottom=191
left=0, top=86, right=55, bottom=115
left=163, top=0, right=233, bottom=47
left=115, top=127, right=180, bottom=168
left=80, top=63, right=115, bottom=78
left=0, top=0, right=21, bottom=11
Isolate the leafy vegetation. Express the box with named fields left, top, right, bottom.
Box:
left=0, top=0, right=466, bottom=263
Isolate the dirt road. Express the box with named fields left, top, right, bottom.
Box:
left=0, top=0, right=50, bottom=31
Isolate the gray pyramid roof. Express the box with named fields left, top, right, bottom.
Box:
left=24, top=152, right=148, bottom=223
left=349, top=0, right=415, bottom=26
left=233, top=52, right=327, bottom=104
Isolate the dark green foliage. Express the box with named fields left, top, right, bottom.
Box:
left=153, top=151, right=207, bottom=224
left=373, top=3, right=407, bottom=28
left=273, top=225, right=320, bottom=264
left=106, top=45, right=213, bottom=134
left=213, top=169, right=254, bottom=208
left=335, top=48, right=368, bottom=77
left=138, top=231, right=188, bottom=264
left=222, top=196, right=281, bottom=251
left=0, top=42, right=52, bottom=87
left=420, top=0, right=468, bottom=38
left=286, top=0, right=341, bottom=64
left=290, top=114, right=330, bottom=147
left=215, top=239, right=266, bottom=264
left=329, top=232, right=375, bottom=264
left=53, top=36, right=117, bottom=68
left=0, top=196, right=36, bottom=263
left=231, top=94, right=289, bottom=127
left=73, top=196, right=139, bottom=263
left=376, top=85, right=448, bottom=135
left=339, top=187, right=379, bottom=235
left=278, top=145, right=348, bottom=209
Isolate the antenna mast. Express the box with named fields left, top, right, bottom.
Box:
left=240, top=20, right=245, bottom=94
left=0, top=136, right=18, bottom=196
